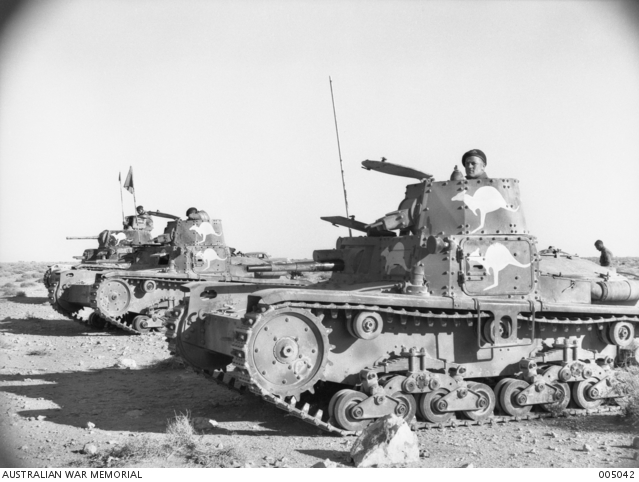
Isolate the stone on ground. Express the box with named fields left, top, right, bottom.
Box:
left=82, top=444, right=97, bottom=455
left=115, top=358, right=137, bottom=369
left=632, top=437, right=639, bottom=449
left=350, top=414, right=419, bottom=468
left=192, top=417, right=218, bottom=430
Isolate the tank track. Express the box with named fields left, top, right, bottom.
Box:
left=174, top=301, right=626, bottom=436
left=47, top=284, right=89, bottom=325
left=89, top=275, right=189, bottom=335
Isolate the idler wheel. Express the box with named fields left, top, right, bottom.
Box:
left=97, top=279, right=132, bottom=317
left=332, top=389, right=371, bottom=432
left=132, top=315, right=151, bottom=334
left=247, top=308, right=329, bottom=398
left=572, top=378, right=604, bottom=409
left=608, top=322, right=635, bottom=347
left=460, top=382, right=495, bottom=421
left=418, top=388, right=454, bottom=423
left=540, top=382, right=570, bottom=413
left=348, top=311, right=383, bottom=340
left=498, top=379, right=532, bottom=416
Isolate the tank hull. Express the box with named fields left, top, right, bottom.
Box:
left=171, top=174, right=638, bottom=434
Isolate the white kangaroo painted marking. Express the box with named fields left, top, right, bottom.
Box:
left=110, top=232, right=127, bottom=246
left=467, top=243, right=530, bottom=291
left=380, top=243, right=409, bottom=274
left=452, top=186, right=519, bottom=234
left=189, top=222, right=221, bottom=244
left=197, top=248, right=228, bottom=270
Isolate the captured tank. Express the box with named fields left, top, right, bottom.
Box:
left=166, top=160, right=638, bottom=434
left=45, top=214, right=156, bottom=320
left=52, top=209, right=309, bottom=334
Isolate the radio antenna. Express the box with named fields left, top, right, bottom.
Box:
left=329, top=76, right=352, bottom=237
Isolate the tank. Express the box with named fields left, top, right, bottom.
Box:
left=166, top=160, right=639, bottom=434
left=51, top=210, right=310, bottom=334
left=45, top=215, right=157, bottom=319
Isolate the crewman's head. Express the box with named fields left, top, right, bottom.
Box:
left=462, top=149, right=487, bottom=179
left=595, top=240, right=604, bottom=250
left=186, top=207, right=198, bottom=218
left=136, top=206, right=145, bottom=214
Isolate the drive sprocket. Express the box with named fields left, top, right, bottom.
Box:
left=95, top=278, right=132, bottom=318
left=233, top=307, right=330, bottom=399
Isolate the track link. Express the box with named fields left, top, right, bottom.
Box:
left=173, top=300, right=625, bottom=436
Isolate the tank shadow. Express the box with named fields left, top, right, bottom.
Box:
left=6, top=296, right=50, bottom=305
left=0, top=317, right=132, bottom=338
left=0, top=366, right=321, bottom=437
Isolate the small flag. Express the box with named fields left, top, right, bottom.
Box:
left=123, top=167, right=134, bottom=194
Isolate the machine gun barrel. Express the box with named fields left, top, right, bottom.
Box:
left=66, top=236, right=99, bottom=240
left=246, top=261, right=344, bottom=273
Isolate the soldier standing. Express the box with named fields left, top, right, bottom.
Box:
left=594, top=240, right=613, bottom=267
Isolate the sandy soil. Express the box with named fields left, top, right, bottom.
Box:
left=1, top=262, right=639, bottom=468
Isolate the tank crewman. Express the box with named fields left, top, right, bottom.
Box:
left=135, top=206, right=154, bottom=231
left=186, top=207, right=199, bottom=220
left=185, top=207, right=211, bottom=223
left=595, top=240, right=613, bottom=267
left=462, top=149, right=488, bottom=179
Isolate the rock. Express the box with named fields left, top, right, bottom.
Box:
left=583, top=444, right=593, bottom=452
left=86, top=422, right=95, bottom=429
left=263, top=456, right=276, bottom=465
left=461, top=463, right=474, bottom=468
left=36, top=415, right=46, bottom=421
left=19, top=445, right=28, bottom=451
left=634, top=452, right=639, bottom=461
left=312, top=459, right=338, bottom=468
left=350, top=414, right=419, bottom=468
left=82, top=444, right=97, bottom=455
left=632, top=437, right=639, bottom=449
left=115, top=358, right=137, bottom=369
left=215, top=443, right=224, bottom=449
left=192, top=417, right=218, bottom=430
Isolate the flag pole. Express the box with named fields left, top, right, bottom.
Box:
left=119, top=172, right=125, bottom=227
left=129, top=167, right=140, bottom=235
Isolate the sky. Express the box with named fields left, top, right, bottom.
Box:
left=0, top=0, right=638, bottom=262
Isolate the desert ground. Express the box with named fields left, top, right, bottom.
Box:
left=1, top=260, right=639, bottom=468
